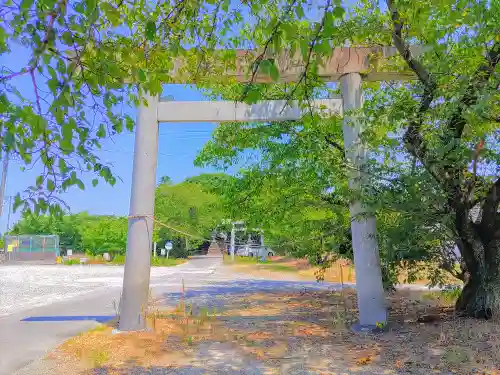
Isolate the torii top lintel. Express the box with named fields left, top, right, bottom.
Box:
left=170, top=45, right=425, bottom=84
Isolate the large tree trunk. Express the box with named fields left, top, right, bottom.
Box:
left=455, top=233, right=500, bottom=319
left=456, top=273, right=500, bottom=319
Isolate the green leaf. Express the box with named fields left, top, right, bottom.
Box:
left=59, top=158, right=68, bottom=174
left=85, top=0, right=97, bottom=15
left=316, top=40, right=331, bottom=55
left=295, top=5, right=305, bottom=18
left=145, top=20, right=156, bottom=41
left=269, top=63, right=280, bottom=81
left=97, top=124, right=106, bottom=138
left=100, top=166, right=112, bottom=180
left=48, top=78, right=59, bottom=94
left=138, top=69, right=147, bottom=82
left=92, top=178, right=98, bottom=187
left=75, top=179, right=85, bottom=190
left=13, top=194, right=23, bottom=212
left=101, top=2, right=121, bottom=27
left=125, top=116, right=135, bottom=132
left=244, top=87, right=261, bottom=104
left=333, top=6, right=345, bottom=18
left=47, top=179, right=55, bottom=192
left=20, top=0, right=34, bottom=10
left=324, top=12, right=335, bottom=35
left=74, top=2, right=84, bottom=14
left=61, top=31, right=73, bottom=45
left=4, top=132, right=14, bottom=147
left=36, top=175, right=43, bottom=186
left=258, top=59, right=279, bottom=81
left=38, top=198, right=47, bottom=213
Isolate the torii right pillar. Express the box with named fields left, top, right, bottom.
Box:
left=341, top=72, right=387, bottom=330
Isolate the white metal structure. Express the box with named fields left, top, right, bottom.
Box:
left=120, top=46, right=425, bottom=332
left=157, top=99, right=342, bottom=123
left=119, top=98, right=342, bottom=331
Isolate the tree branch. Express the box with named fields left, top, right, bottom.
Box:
left=30, top=70, right=42, bottom=115
left=324, top=136, right=344, bottom=154
left=481, top=177, right=500, bottom=232
left=239, top=0, right=298, bottom=101
left=0, top=68, right=30, bottom=82
left=446, top=42, right=500, bottom=140
left=386, top=0, right=438, bottom=180
left=387, top=0, right=433, bottom=87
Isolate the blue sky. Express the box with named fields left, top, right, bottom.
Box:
left=0, top=2, right=327, bottom=232
left=0, top=81, right=230, bottom=232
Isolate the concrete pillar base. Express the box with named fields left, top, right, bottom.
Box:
left=351, top=322, right=386, bottom=334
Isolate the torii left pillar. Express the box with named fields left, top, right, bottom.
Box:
left=119, top=94, right=159, bottom=331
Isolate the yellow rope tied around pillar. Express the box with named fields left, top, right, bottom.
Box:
left=127, top=214, right=210, bottom=241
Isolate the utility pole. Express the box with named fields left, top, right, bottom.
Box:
left=340, top=73, right=387, bottom=330
left=230, top=226, right=235, bottom=261
left=0, top=153, right=9, bottom=217
left=6, top=196, right=12, bottom=232
left=119, top=94, right=159, bottom=332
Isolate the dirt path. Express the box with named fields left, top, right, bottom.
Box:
left=28, top=278, right=500, bottom=375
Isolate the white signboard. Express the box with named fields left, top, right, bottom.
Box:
left=160, top=248, right=166, bottom=256
left=67, top=249, right=73, bottom=256
left=165, top=242, right=173, bottom=250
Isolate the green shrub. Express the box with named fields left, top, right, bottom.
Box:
left=110, top=255, right=126, bottom=264
left=63, top=258, right=80, bottom=265
left=110, top=255, right=184, bottom=267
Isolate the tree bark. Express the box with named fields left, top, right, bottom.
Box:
left=455, top=234, right=500, bottom=319
left=387, top=0, right=500, bottom=319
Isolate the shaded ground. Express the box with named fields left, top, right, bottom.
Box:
left=43, top=281, right=500, bottom=375
left=226, top=256, right=461, bottom=287
left=224, top=256, right=355, bottom=284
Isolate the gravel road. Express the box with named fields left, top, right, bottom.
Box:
left=0, top=261, right=222, bottom=317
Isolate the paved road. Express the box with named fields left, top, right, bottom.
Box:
left=0, top=257, right=227, bottom=375
left=1, top=257, right=340, bottom=375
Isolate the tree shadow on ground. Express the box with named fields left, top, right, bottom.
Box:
left=49, top=283, right=500, bottom=375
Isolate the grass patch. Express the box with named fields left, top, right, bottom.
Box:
left=151, top=257, right=185, bottom=267
left=422, top=286, right=462, bottom=306
left=60, top=255, right=185, bottom=267
left=226, top=255, right=358, bottom=282
left=87, top=324, right=108, bottom=333
left=63, top=258, right=81, bottom=265
left=47, top=287, right=500, bottom=375
left=224, top=256, right=296, bottom=272
left=223, top=255, right=268, bottom=264
left=109, top=254, right=126, bottom=264
left=109, top=255, right=185, bottom=267
left=227, top=256, right=460, bottom=287
left=261, top=264, right=297, bottom=272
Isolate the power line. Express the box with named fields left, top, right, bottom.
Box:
left=128, top=214, right=210, bottom=241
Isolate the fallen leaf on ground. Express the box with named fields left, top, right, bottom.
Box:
left=356, top=356, right=372, bottom=365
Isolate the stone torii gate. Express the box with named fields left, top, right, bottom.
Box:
left=118, top=46, right=422, bottom=332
